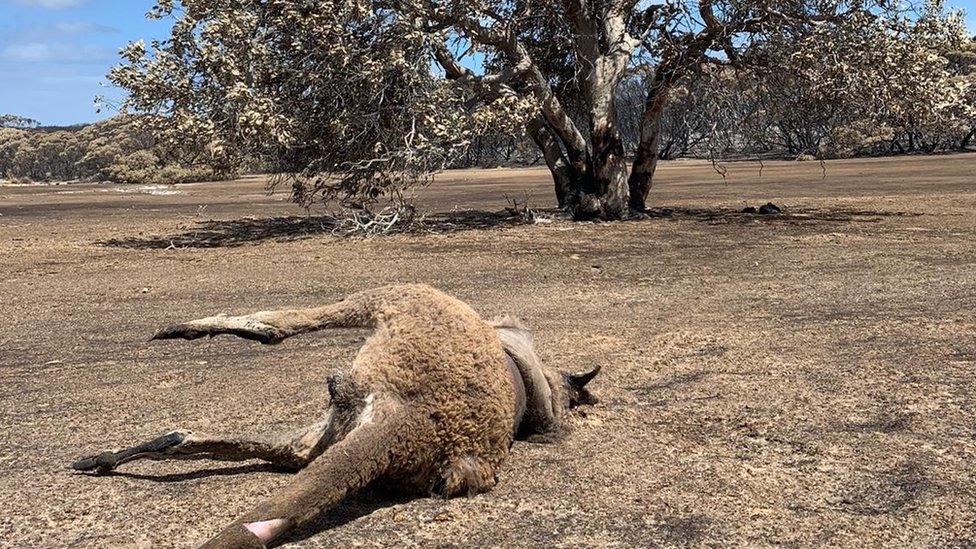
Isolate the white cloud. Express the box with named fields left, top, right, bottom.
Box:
left=50, top=21, right=118, bottom=35
left=2, top=41, right=112, bottom=63
left=2, top=42, right=51, bottom=62
left=2, top=20, right=119, bottom=42
left=9, top=0, right=87, bottom=8
left=0, top=19, right=119, bottom=66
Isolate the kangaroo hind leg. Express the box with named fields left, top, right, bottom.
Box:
left=151, top=310, right=315, bottom=345
left=197, top=398, right=407, bottom=548
left=72, top=421, right=330, bottom=475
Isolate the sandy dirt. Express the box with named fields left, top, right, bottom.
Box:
left=0, top=155, right=974, bottom=547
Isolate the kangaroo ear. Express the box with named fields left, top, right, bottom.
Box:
left=567, top=366, right=601, bottom=389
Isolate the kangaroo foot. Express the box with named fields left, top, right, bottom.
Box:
left=72, top=431, right=186, bottom=474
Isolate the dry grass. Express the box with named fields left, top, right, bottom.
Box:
left=1, top=155, right=974, bottom=547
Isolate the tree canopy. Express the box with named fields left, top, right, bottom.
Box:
left=110, top=0, right=974, bottom=219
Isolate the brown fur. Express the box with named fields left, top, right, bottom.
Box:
left=73, top=284, right=590, bottom=548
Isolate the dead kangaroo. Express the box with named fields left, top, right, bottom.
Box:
left=72, top=284, right=599, bottom=548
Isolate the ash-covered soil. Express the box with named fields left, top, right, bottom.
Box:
left=1, top=156, right=974, bottom=547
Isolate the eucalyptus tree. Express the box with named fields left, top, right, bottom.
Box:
left=111, top=0, right=965, bottom=220
left=743, top=0, right=972, bottom=157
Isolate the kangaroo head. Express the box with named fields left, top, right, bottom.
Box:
left=490, top=316, right=601, bottom=438
left=562, top=366, right=601, bottom=407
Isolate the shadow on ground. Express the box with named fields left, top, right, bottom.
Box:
left=103, top=463, right=418, bottom=547
left=276, top=488, right=417, bottom=547
left=104, top=463, right=287, bottom=483
left=644, top=207, right=924, bottom=225
left=97, top=210, right=542, bottom=249
left=99, top=215, right=344, bottom=249
left=97, top=207, right=923, bottom=250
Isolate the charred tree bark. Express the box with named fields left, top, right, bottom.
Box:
left=555, top=5, right=635, bottom=221
left=628, top=80, right=668, bottom=213
left=526, top=117, right=574, bottom=209
left=583, top=122, right=630, bottom=220
left=575, top=85, right=630, bottom=220
left=439, top=1, right=730, bottom=220
left=528, top=116, right=630, bottom=220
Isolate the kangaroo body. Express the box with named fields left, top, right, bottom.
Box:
left=73, top=284, right=597, bottom=548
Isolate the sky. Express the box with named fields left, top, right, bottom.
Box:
left=1, top=1, right=976, bottom=126
left=0, top=0, right=169, bottom=126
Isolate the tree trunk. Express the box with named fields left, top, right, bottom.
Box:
left=532, top=125, right=631, bottom=221
left=572, top=123, right=630, bottom=220
left=530, top=120, right=632, bottom=221
left=571, top=55, right=631, bottom=221
left=628, top=80, right=668, bottom=212
left=526, top=117, right=574, bottom=209
left=961, top=128, right=975, bottom=150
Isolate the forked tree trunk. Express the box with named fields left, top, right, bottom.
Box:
left=534, top=53, right=637, bottom=217
left=511, top=5, right=682, bottom=220
left=530, top=101, right=661, bottom=220
left=531, top=123, right=631, bottom=220
left=524, top=89, right=633, bottom=220
left=568, top=70, right=631, bottom=220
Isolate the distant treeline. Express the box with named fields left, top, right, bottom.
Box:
left=4, top=35, right=976, bottom=184
left=0, top=115, right=225, bottom=184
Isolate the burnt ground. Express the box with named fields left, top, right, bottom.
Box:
left=0, top=155, right=974, bottom=547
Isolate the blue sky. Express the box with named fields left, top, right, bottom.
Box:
left=0, top=0, right=169, bottom=125
left=1, top=0, right=976, bottom=126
